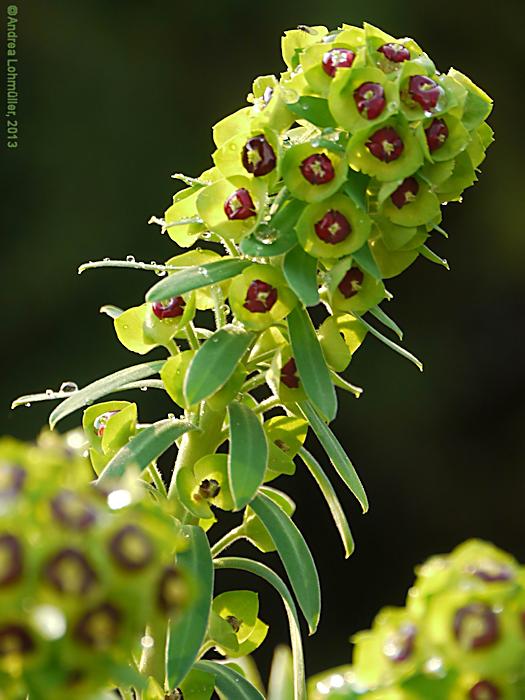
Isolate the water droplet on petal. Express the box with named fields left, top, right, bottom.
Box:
left=60, top=382, right=78, bottom=393
left=103, top=257, right=110, bottom=262
left=201, top=231, right=212, bottom=240
left=45, top=388, right=54, bottom=396
left=126, top=255, right=136, bottom=263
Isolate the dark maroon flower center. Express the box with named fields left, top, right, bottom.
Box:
left=51, top=490, right=96, bottom=531
left=75, top=602, right=121, bottom=648
left=322, top=48, right=356, bottom=77
left=0, top=624, right=35, bottom=656
left=408, top=75, right=441, bottom=111
left=354, top=82, right=386, bottom=120
left=378, top=43, right=410, bottom=63
left=197, top=478, right=221, bottom=500
left=300, top=153, right=335, bottom=185
left=224, top=188, right=256, bottom=220
left=425, top=118, right=449, bottom=152
left=93, top=410, right=120, bottom=437
left=281, top=358, right=300, bottom=389
left=466, top=560, right=514, bottom=583
left=453, top=603, right=499, bottom=650
left=109, top=525, right=154, bottom=571
left=338, top=268, right=364, bottom=299
left=0, top=533, right=23, bottom=587
left=242, top=135, right=277, bottom=177
left=44, top=548, right=97, bottom=595
left=0, top=463, right=26, bottom=499
left=314, top=210, right=351, bottom=244
left=391, top=177, right=419, bottom=209
left=243, top=279, right=278, bottom=313
left=469, top=680, right=501, bottom=700
left=366, top=127, right=404, bottom=162
left=158, top=566, right=187, bottom=613
left=152, top=296, right=186, bottom=320
left=383, top=623, right=417, bottom=663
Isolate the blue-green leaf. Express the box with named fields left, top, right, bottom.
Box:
left=352, top=243, right=382, bottom=279
left=418, top=244, right=450, bottom=270
left=287, top=306, right=336, bottom=422
left=283, top=247, right=319, bottom=307
left=96, top=418, right=195, bottom=483
left=299, top=401, right=368, bottom=513
left=146, top=258, right=252, bottom=302
left=287, top=97, right=337, bottom=128
left=194, top=661, right=264, bottom=700
left=250, top=493, right=321, bottom=633
left=214, top=557, right=306, bottom=700
left=299, top=447, right=354, bottom=558
left=369, top=305, right=403, bottom=340
left=352, top=314, right=423, bottom=371
left=184, top=327, right=254, bottom=405
left=48, top=361, right=165, bottom=429
left=228, top=402, right=268, bottom=509
left=167, top=526, right=214, bottom=689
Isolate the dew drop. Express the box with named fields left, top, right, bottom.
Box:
left=201, top=231, right=212, bottom=240
left=126, top=255, right=136, bottom=263
left=45, top=388, right=54, bottom=396
left=220, top=303, right=230, bottom=314
left=103, top=257, right=110, bottom=262
left=60, top=381, right=78, bottom=393
left=24, top=402, right=31, bottom=408
left=140, top=386, right=148, bottom=392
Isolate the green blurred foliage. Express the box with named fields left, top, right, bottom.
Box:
left=2, top=0, right=524, bottom=679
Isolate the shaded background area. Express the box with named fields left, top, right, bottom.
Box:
left=2, top=0, right=524, bottom=683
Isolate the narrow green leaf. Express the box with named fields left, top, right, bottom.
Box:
left=330, top=371, right=363, bottom=399
left=283, top=247, right=320, bottom=307
left=99, top=304, right=123, bottom=319
left=369, top=305, right=404, bottom=340
left=418, top=244, right=450, bottom=270
left=299, top=447, right=354, bottom=558
left=250, top=493, right=321, bottom=634
left=48, top=361, right=165, bottom=429
left=268, top=646, right=294, bottom=700
left=299, top=401, right=368, bottom=513
left=167, top=526, right=214, bottom=689
left=343, top=172, right=370, bottom=211
left=240, top=199, right=305, bottom=258
left=184, top=327, right=254, bottom=405
left=287, top=97, right=337, bottom=128
left=214, top=557, right=305, bottom=700
left=96, top=418, right=195, bottom=483
left=352, top=243, right=382, bottom=279
left=228, top=402, right=268, bottom=509
left=194, top=661, right=264, bottom=700
left=146, top=258, right=252, bottom=303
left=352, top=314, right=423, bottom=371
left=287, top=306, right=336, bottom=422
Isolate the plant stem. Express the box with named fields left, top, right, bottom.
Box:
left=220, top=237, right=239, bottom=257
left=211, top=285, right=227, bottom=329
left=242, top=372, right=267, bottom=393
left=147, top=462, right=167, bottom=497
left=185, top=322, right=200, bottom=351
left=211, top=525, right=245, bottom=558
left=253, top=396, right=281, bottom=415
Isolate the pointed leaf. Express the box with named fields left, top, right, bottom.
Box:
left=352, top=243, right=382, bottom=279
left=287, top=306, right=336, bottom=422
left=250, top=493, right=321, bottom=633
left=214, top=557, right=306, bottom=700
left=96, top=418, right=195, bottom=483
left=418, top=244, right=450, bottom=270
left=369, top=305, right=403, bottom=340
left=228, top=402, right=268, bottom=509
left=240, top=199, right=305, bottom=258
left=299, top=401, right=368, bottom=513
left=49, top=361, right=165, bottom=429
left=299, top=447, right=354, bottom=558
left=268, top=646, right=294, bottom=700
left=287, top=97, right=337, bottom=128
left=184, top=327, right=254, bottom=405
left=352, top=314, right=423, bottom=371
left=146, top=259, right=251, bottom=303
left=167, top=526, right=214, bottom=689
left=283, top=247, right=319, bottom=307
left=194, top=661, right=264, bottom=700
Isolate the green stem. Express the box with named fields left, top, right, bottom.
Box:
left=198, top=639, right=216, bottom=658
left=220, top=237, right=239, bottom=257
left=253, top=396, right=281, bottom=415
left=185, top=323, right=200, bottom=351
left=241, top=372, right=268, bottom=393
left=147, top=462, right=168, bottom=497
left=211, top=284, right=227, bottom=329
left=210, top=525, right=245, bottom=558
left=246, top=348, right=276, bottom=370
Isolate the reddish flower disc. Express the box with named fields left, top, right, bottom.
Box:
left=314, top=209, right=351, bottom=244
left=93, top=410, right=120, bottom=437
left=453, top=603, right=499, bottom=650
left=354, top=82, right=386, bottom=120
left=408, top=75, right=441, bottom=111
left=158, top=566, right=187, bottom=613
left=281, top=358, right=300, bottom=389
left=152, top=296, right=186, bottom=320
left=51, top=491, right=96, bottom=531
left=425, top=118, right=449, bottom=152
left=390, top=177, right=419, bottom=209
left=44, top=548, right=97, bottom=595
left=338, top=268, right=364, bottom=299
left=0, top=463, right=26, bottom=499
left=242, top=135, right=277, bottom=177
left=378, top=43, right=410, bottom=63
left=366, top=127, right=404, bottom=162
left=0, top=534, right=23, bottom=587
left=322, top=48, right=356, bottom=77
left=109, top=525, right=154, bottom=571
left=243, top=279, right=278, bottom=313
left=383, top=623, right=417, bottom=663
left=0, top=624, right=35, bottom=656
left=469, top=680, right=501, bottom=700
left=74, top=602, right=121, bottom=648
left=224, top=188, right=256, bottom=220
left=300, top=153, right=336, bottom=185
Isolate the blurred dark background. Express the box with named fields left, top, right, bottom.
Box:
left=2, top=0, right=524, bottom=685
